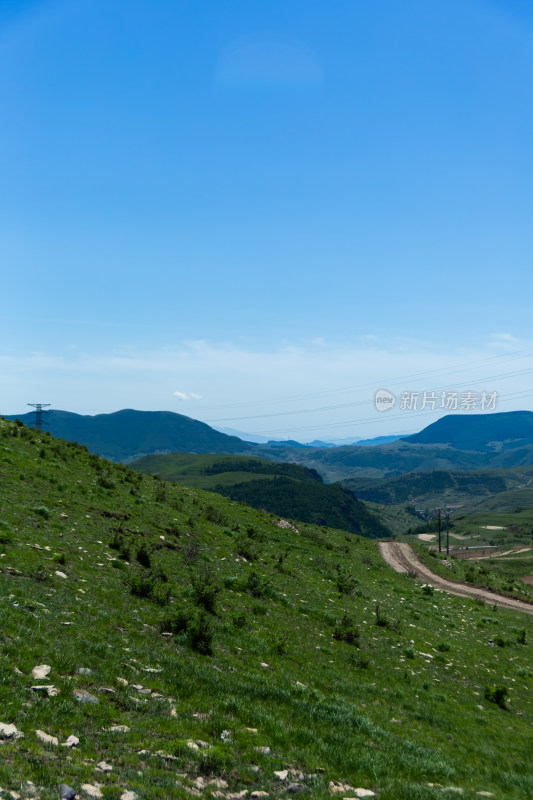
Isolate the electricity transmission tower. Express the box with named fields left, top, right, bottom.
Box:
left=28, top=403, right=51, bottom=433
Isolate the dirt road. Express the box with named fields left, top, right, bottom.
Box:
left=378, top=541, right=533, bottom=616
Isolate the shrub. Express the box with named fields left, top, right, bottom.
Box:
left=484, top=684, right=508, bottom=709
left=109, top=533, right=131, bottom=562
left=160, top=608, right=213, bottom=655
left=350, top=652, right=370, bottom=669
left=191, top=567, right=220, bottom=614
left=136, top=544, right=152, bottom=569
left=335, top=566, right=358, bottom=597
left=33, top=505, right=51, bottom=519
left=517, top=629, right=527, bottom=645
left=97, top=475, right=116, bottom=490
left=436, top=641, right=451, bottom=652
left=129, top=573, right=156, bottom=598
left=404, top=646, right=416, bottom=660
left=333, top=614, right=360, bottom=646
left=374, top=602, right=389, bottom=628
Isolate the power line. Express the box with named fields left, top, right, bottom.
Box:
left=205, top=364, right=533, bottom=423
left=197, top=345, right=533, bottom=413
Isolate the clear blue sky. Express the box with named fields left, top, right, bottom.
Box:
left=1, top=0, right=533, bottom=439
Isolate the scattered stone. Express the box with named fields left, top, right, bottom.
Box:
left=260, top=662, right=269, bottom=668
left=105, top=725, right=130, bottom=733
left=251, top=793, right=269, bottom=799
left=55, top=571, right=68, bottom=579
left=95, top=761, right=112, bottom=773
left=220, top=729, right=232, bottom=741
left=208, top=779, right=228, bottom=789
left=154, top=751, right=179, bottom=762
left=98, top=687, right=116, bottom=695
left=31, top=684, right=59, bottom=697
left=256, top=746, right=271, bottom=755
left=0, top=722, right=24, bottom=739
left=73, top=689, right=99, bottom=704
left=329, top=782, right=353, bottom=794
left=245, top=727, right=258, bottom=734
left=62, top=735, right=80, bottom=748
left=287, top=785, right=309, bottom=795
left=35, top=729, right=59, bottom=746
left=227, top=792, right=248, bottom=800
left=353, top=791, right=376, bottom=799
left=120, top=792, right=137, bottom=800
left=274, top=770, right=288, bottom=781
left=81, top=786, right=103, bottom=799
left=77, top=668, right=92, bottom=675
left=32, top=665, right=51, bottom=679
left=142, top=667, right=162, bottom=673
left=59, top=785, right=76, bottom=800
left=476, top=794, right=494, bottom=798
left=277, top=519, right=299, bottom=532
left=186, top=740, right=199, bottom=751
left=116, top=677, right=128, bottom=686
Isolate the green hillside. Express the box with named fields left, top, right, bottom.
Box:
left=1, top=418, right=533, bottom=799
left=130, top=453, right=390, bottom=539
left=342, top=466, right=533, bottom=506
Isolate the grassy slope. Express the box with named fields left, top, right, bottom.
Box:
left=0, top=419, right=533, bottom=799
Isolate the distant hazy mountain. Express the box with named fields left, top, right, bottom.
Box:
left=402, top=410, right=533, bottom=451
left=4, top=409, right=259, bottom=463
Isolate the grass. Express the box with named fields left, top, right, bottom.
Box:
left=0, top=418, right=533, bottom=799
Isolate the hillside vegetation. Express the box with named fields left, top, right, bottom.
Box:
left=342, top=466, right=533, bottom=507
left=1, top=418, right=533, bottom=800
left=130, top=454, right=390, bottom=539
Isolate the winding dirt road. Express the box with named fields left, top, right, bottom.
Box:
left=378, top=541, right=533, bottom=616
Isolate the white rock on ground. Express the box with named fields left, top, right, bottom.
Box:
left=35, top=730, right=59, bottom=746
left=31, top=665, right=51, bottom=679
left=0, top=722, right=24, bottom=739
left=62, top=735, right=79, bottom=747
left=81, top=786, right=103, bottom=799
left=96, top=761, right=112, bottom=772
left=120, top=792, right=137, bottom=800
left=354, top=791, right=376, bottom=799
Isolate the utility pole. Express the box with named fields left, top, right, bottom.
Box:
left=437, top=508, right=442, bottom=553
left=445, top=511, right=450, bottom=556
left=28, top=404, right=51, bottom=433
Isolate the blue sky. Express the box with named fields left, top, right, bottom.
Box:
left=1, top=0, right=533, bottom=440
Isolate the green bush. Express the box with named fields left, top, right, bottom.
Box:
left=333, top=614, right=360, bottom=646
left=484, top=684, right=508, bottom=709
left=191, top=567, right=220, bottom=613
left=136, top=543, right=152, bottom=569
left=33, top=505, right=51, bottom=519
left=160, top=608, right=213, bottom=655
